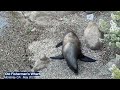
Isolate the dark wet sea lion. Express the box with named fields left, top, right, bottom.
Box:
left=50, top=31, right=96, bottom=75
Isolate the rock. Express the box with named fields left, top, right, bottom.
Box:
left=108, top=54, right=120, bottom=69
left=98, top=63, right=112, bottom=77
left=31, top=27, right=36, bottom=32
left=84, top=21, right=103, bottom=50
left=86, top=14, right=94, bottom=21
left=85, top=11, right=96, bottom=14
left=20, top=11, right=76, bottom=27
left=40, top=54, right=49, bottom=62
left=115, top=54, right=120, bottom=68
left=31, top=54, right=50, bottom=72
left=11, top=11, right=24, bottom=18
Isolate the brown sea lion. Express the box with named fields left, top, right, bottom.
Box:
left=50, top=31, right=96, bottom=75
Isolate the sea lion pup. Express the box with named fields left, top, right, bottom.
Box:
left=50, top=31, right=96, bottom=75
left=84, top=21, right=103, bottom=50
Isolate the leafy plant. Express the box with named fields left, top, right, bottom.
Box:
left=99, top=19, right=110, bottom=33
left=109, top=64, right=120, bottom=79
left=108, top=54, right=120, bottom=79
left=99, top=11, right=120, bottom=79
left=99, top=11, right=120, bottom=49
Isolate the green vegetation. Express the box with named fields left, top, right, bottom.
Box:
left=99, top=11, right=120, bottom=79
left=109, top=63, right=120, bottom=79
left=99, top=11, right=120, bottom=48
left=109, top=54, right=120, bottom=79
left=112, top=67, right=120, bottom=79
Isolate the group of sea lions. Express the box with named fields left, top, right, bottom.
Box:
left=50, top=21, right=103, bottom=75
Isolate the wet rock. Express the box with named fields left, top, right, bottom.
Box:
left=84, top=21, right=103, bottom=50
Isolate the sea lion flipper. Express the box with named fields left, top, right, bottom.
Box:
left=56, top=41, right=63, bottom=48
left=80, top=56, right=96, bottom=62
left=50, top=54, right=64, bottom=60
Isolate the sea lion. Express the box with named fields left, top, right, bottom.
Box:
left=50, top=31, right=96, bottom=75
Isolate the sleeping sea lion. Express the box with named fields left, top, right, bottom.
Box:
left=50, top=31, right=96, bottom=75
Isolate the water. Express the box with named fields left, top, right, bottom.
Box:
left=0, top=12, right=9, bottom=36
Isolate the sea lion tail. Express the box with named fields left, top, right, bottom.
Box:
left=50, top=54, right=64, bottom=60
left=80, top=56, right=96, bottom=62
